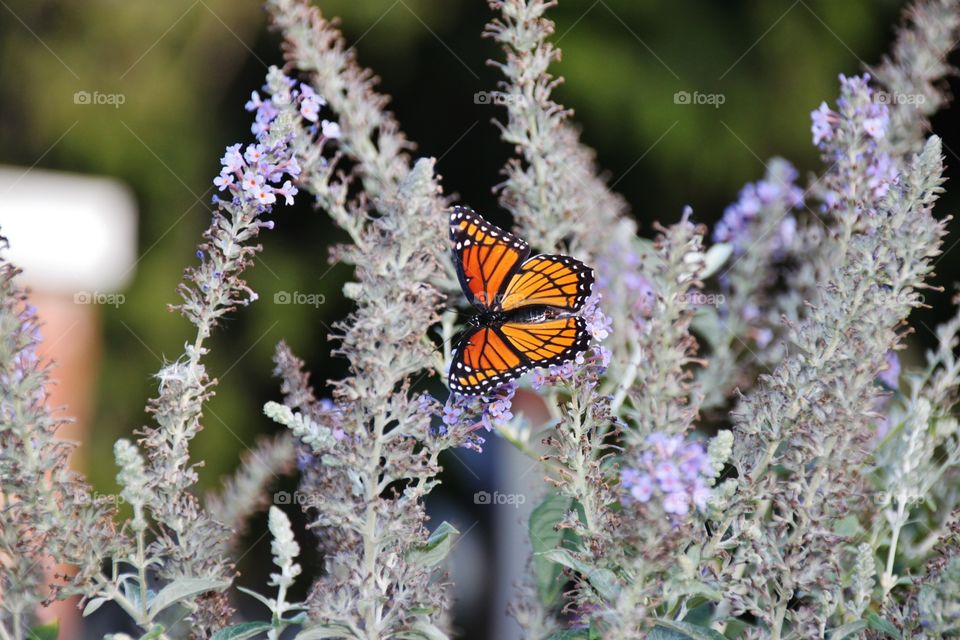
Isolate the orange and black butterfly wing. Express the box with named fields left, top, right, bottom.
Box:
left=449, top=318, right=592, bottom=396
left=500, top=254, right=594, bottom=313
left=499, top=317, right=592, bottom=369
left=449, top=325, right=531, bottom=395
left=450, top=206, right=530, bottom=312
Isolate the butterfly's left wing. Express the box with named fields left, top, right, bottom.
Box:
left=500, top=254, right=594, bottom=312
left=449, top=325, right=530, bottom=395
left=448, top=317, right=592, bottom=395
left=450, top=206, right=531, bottom=311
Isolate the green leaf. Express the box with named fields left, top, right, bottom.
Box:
left=832, top=515, right=865, bottom=538
left=237, top=586, right=276, bottom=611
left=147, top=577, right=231, bottom=618
left=828, top=621, right=868, bottom=639
left=27, top=621, right=59, bottom=640
left=82, top=596, right=109, bottom=617
left=538, top=549, right=620, bottom=602
left=406, top=521, right=459, bottom=568
left=690, top=306, right=724, bottom=352
left=647, top=620, right=727, bottom=640
left=546, top=630, right=591, bottom=640
left=529, top=493, right=572, bottom=605
left=866, top=613, right=902, bottom=639
left=295, top=624, right=355, bottom=639
left=138, top=626, right=166, bottom=640
left=395, top=619, right=450, bottom=640
left=702, top=242, right=733, bottom=278
left=211, top=622, right=273, bottom=640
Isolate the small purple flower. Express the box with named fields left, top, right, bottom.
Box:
left=244, top=144, right=265, bottom=164
left=596, top=345, right=611, bottom=369
left=754, top=327, right=773, bottom=349
left=240, top=170, right=262, bottom=191
left=213, top=172, right=234, bottom=191
left=220, top=144, right=244, bottom=173
left=630, top=475, right=654, bottom=502
left=866, top=152, right=898, bottom=200
left=878, top=350, right=900, bottom=389
left=321, top=119, right=342, bottom=139
left=479, top=381, right=517, bottom=431
left=530, top=368, right=547, bottom=390
left=255, top=188, right=277, bottom=206
left=277, top=180, right=299, bottom=206
left=663, top=491, right=690, bottom=515
left=244, top=90, right=264, bottom=112
left=691, top=478, right=711, bottom=510
left=654, top=461, right=683, bottom=493
left=811, top=101, right=837, bottom=146
left=442, top=403, right=463, bottom=426
left=862, top=100, right=890, bottom=140
left=298, top=84, right=326, bottom=123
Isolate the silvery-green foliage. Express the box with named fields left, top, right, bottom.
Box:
left=206, top=433, right=296, bottom=554
left=0, top=242, right=118, bottom=640
left=257, top=2, right=477, bottom=635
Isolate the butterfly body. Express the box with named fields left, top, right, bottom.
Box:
left=448, top=207, right=595, bottom=396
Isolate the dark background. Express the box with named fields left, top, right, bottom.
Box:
left=2, top=1, right=959, bottom=637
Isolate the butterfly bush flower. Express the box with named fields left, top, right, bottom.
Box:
left=701, top=157, right=806, bottom=407
left=814, top=73, right=899, bottom=207
left=713, top=160, right=803, bottom=255
left=103, top=68, right=317, bottom=636
left=437, top=381, right=519, bottom=452
left=620, top=434, right=713, bottom=517
left=211, top=74, right=321, bottom=212
left=582, top=293, right=612, bottom=340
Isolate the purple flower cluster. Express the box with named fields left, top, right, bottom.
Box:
left=620, top=433, right=713, bottom=516
left=811, top=74, right=898, bottom=203
left=582, top=293, right=612, bottom=341
left=529, top=346, right=611, bottom=391
left=214, top=142, right=300, bottom=209
left=594, top=235, right=657, bottom=324
left=295, top=398, right=348, bottom=471
left=439, top=381, right=519, bottom=452
left=713, top=159, right=803, bottom=255
left=1, top=302, right=41, bottom=395
left=213, top=75, right=341, bottom=211
left=246, top=81, right=341, bottom=142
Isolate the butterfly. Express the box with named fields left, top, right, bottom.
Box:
left=448, top=206, right=594, bottom=396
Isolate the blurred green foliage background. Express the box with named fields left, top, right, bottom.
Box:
left=2, top=0, right=959, bottom=634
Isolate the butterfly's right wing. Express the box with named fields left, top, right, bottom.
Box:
left=498, top=316, right=591, bottom=369
left=499, top=254, right=594, bottom=313
left=450, top=206, right=531, bottom=312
